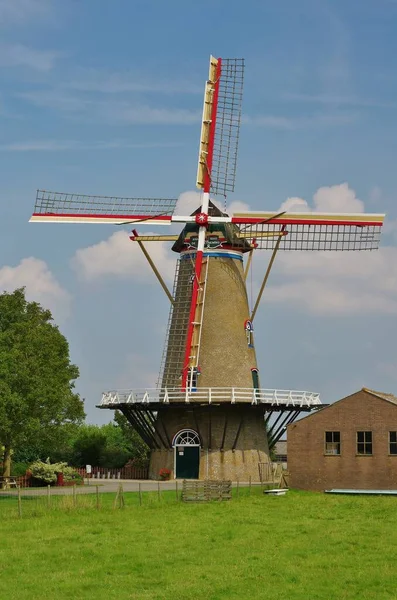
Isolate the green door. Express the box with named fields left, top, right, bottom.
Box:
left=175, top=446, right=200, bottom=479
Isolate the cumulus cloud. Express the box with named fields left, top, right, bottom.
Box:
left=175, top=190, right=202, bottom=215
left=72, top=230, right=176, bottom=283
left=262, top=246, right=397, bottom=315
left=256, top=183, right=391, bottom=316
left=72, top=183, right=392, bottom=316
left=280, top=182, right=365, bottom=213
left=0, top=257, right=71, bottom=319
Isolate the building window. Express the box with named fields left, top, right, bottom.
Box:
left=325, top=431, right=341, bottom=455
left=389, top=432, right=397, bottom=455
left=357, top=431, right=372, bottom=455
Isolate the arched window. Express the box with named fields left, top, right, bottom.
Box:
left=251, top=368, right=259, bottom=389
left=172, top=429, right=201, bottom=447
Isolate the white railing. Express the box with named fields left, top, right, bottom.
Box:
left=99, top=388, right=321, bottom=408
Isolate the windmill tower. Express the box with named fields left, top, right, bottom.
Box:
left=30, top=56, right=385, bottom=481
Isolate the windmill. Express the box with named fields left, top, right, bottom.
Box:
left=30, top=56, right=385, bottom=481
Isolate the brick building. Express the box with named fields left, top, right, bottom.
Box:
left=287, top=388, right=397, bottom=491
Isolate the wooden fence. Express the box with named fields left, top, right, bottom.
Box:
left=182, top=480, right=232, bottom=502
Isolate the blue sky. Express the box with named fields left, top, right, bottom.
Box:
left=2, top=0, right=397, bottom=423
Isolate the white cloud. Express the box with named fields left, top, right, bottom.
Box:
left=72, top=183, right=392, bottom=317
left=313, top=183, right=364, bottom=212
left=280, top=197, right=309, bottom=212
left=0, top=257, right=70, bottom=319
left=280, top=182, right=364, bottom=213
left=72, top=230, right=176, bottom=283
left=227, top=200, right=251, bottom=214
left=175, top=190, right=201, bottom=215
left=0, top=43, right=59, bottom=71
left=261, top=246, right=397, bottom=315
left=255, top=183, right=391, bottom=316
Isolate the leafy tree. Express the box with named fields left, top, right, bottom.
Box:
left=0, top=289, right=84, bottom=481
left=70, top=425, right=107, bottom=467
left=113, top=411, right=150, bottom=464
left=69, top=420, right=149, bottom=469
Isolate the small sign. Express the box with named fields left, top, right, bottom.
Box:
left=244, top=319, right=254, bottom=348
left=86, top=464, right=92, bottom=474
left=206, top=235, right=222, bottom=248
left=244, top=319, right=253, bottom=332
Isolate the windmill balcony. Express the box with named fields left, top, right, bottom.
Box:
left=99, top=387, right=321, bottom=408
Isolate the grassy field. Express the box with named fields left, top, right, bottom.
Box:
left=1, top=487, right=396, bottom=600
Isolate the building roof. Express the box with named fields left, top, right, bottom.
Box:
left=363, top=388, right=397, bottom=406
left=287, top=387, right=397, bottom=430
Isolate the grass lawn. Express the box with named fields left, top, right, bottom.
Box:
left=0, top=487, right=396, bottom=600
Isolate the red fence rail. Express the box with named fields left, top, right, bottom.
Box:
left=13, top=465, right=149, bottom=488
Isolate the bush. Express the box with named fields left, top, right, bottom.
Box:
left=159, top=468, right=171, bottom=481
left=10, top=461, right=30, bottom=477
left=63, top=466, right=83, bottom=484
left=29, top=459, right=83, bottom=486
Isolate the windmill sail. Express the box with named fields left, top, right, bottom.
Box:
left=232, top=210, right=385, bottom=251
left=196, top=57, right=244, bottom=196
left=30, top=190, right=177, bottom=225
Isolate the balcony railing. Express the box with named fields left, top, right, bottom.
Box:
left=99, top=388, right=321, bottom=408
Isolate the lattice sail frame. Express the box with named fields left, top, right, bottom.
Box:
left=231, top=211, right=385, bottom=251
left=30, top=190, right=177, bottom=224
left=196, top=56, right=244, bottom=196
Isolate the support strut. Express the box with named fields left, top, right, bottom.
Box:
left=250, top=226, right=286, bottom=321
left=131, top=229, right=174, bottom=304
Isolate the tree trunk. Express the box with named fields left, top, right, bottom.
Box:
left=1, top=445, right=11, bottom=489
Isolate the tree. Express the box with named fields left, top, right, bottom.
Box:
left=0, top=288, right=85, bottom=481
left=69, top=421, right=149, bottom=469
left=113, top=411, right=150, bottom=464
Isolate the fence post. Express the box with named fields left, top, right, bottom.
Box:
left=47, top=485, right=51, bottom=509
left=17, top=486, right=22, bottom=518
left=96, top=485, right=100, bottom=510
left=157, top=480, right=161, bottom=502
left=175, top=480, right=178, bottom=501
left=73, top=484, right=77, bottom=508
left=119, top=484, right=125, bottom=509
left=249, top=475, right=252, bottom=495
left=236, top=478, right=239, bottom=498
left=114, top=483, right=124, bottom=509
left=139, top=482, right=142, bottom=506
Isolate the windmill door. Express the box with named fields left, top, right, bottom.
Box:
left=173, top=429, right=201, bottom=479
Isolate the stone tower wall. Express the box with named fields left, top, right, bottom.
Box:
left=149, top=405, right=269, bottom=481
left=160, top=250, right=260, bottom=392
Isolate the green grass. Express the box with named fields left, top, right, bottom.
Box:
left=1, top=487, right=397, bottom=600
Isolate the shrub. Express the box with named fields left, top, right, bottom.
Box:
left=159, top=468, right=171, bottom=481
left=29, top=459, right=83, bottom=486
left=10, top=462, right=30, bottom=477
